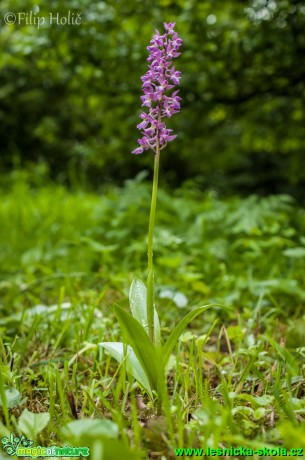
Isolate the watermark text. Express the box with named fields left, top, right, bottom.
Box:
left=2, top=10, right=82, bottom=28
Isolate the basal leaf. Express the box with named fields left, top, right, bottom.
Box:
left=153, top=309, right=161, bottom=346
left=18, top=409, right=50, bottom=440
left=129, top=278, right=147, bottom=327
left=99, top=342, right=153, bottom=397
left=112, top=305, right=164, bottom=396
left=61, top=418, right=119, bottom=440
left=129, top=278, right=161, bottom=346
left=61, top=419, right=142, bottom=460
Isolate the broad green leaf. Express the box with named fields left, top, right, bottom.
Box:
left=235, top=394, right=274, bottom=407
left=0, top=388, right=22, bottom=409
left=153, top=309, right=161, bottom=346
left=129, top=278, right=147, bottom=327
left=129, top=278, right=161, bottom=346
left=252, top=395, right=274, bottom=407
left=232, top=406, right=254, bottom=417
left=61, top=419, right=119, bottom=440
left=18, top=409, right=50, bottom=440
left=254, top=407, right=266, bottom=420
left=61, top=419, right=142, bottom=460
left=163, top=305, right=216, bottom=366
left=112, top=305, right=164, bottom=396
left=99, top=342, right=153, bottom=398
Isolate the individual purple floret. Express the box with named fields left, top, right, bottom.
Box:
left=132, top=22, right=182, bottom=154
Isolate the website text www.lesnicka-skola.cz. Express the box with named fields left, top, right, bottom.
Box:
left=174, top=446, right=303, bottom=457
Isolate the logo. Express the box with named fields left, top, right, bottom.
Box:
left=1, top=433, right=33, bottom=455
left=1, top=433, right=90, bottom=458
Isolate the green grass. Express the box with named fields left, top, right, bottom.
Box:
left=0, top=173, right=305, bottom=459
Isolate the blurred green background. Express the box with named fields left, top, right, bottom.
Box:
left=0, top=0, right=305, bottom=196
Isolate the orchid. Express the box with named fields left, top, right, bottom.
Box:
left=132, top=22, right=182, bottom=155
left=99, top=23, right=220, bottom=410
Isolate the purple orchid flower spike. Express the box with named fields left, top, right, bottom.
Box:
left=132, top=22, right=182, bottom=154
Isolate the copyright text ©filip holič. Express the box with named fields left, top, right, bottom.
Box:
left=3, top=10, right=82, bottom=28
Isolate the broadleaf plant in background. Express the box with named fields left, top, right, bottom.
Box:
left=100, top=22, right=216, bottom=408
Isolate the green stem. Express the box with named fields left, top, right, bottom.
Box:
left=147, top=135, right=160, bottom=344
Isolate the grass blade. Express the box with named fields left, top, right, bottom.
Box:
left=163, top=305, right=217, bottom=367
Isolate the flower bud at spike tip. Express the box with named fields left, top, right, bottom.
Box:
left=132, top=22, right=182, bottom=154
